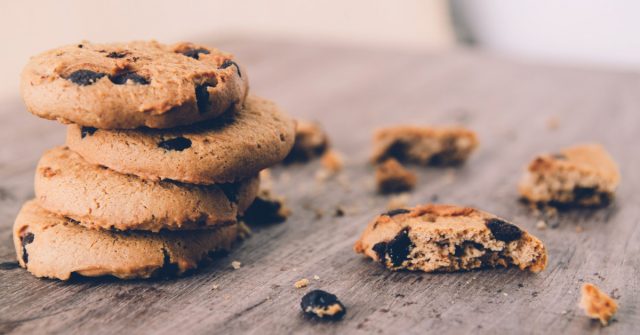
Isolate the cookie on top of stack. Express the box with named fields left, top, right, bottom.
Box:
left=15, top=41, right=295, bottom=280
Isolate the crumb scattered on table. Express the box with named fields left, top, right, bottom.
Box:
left=579, top=283, right=618, bottom=326
left=284, top=120, right=329, bottom=163
left=386, top=193, right=411, bottom=210
left=231, top=261, right=242, bottom=270
left=536, top=220, right=547, bottom=230
left=375, top=159, right=417, bottom=194
left=294, top=278, right=310, bottom=288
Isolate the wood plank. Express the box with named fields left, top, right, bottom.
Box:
left=0, top=38, right=638, bottom=334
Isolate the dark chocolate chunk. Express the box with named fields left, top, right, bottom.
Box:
left=179, top=48, right=210, bottom=60
left=106, top=51, right=128, bottom=58
left=0, top=261, right=20, bottom=270
left=381, top=140, right=409, bottom=162
left=156, top=248, right=180, bottom=277
left=109, top=72, right=149, bottom=85
left=66, top=70, right=106, bottom=86
left=158, top=137, right=191, bottom=151
left=374, top=227, right=414, bottom=267
left=485, top=218, right=523, bottom=243
left=372, top=242, right=388, bottom=262
left=573, top=186, right=597, bottom=200
left=195, top=81, right=217, bottom=113
left=300, top=289, right=346, bottom=320
left=77, top=44, right=83, bottom=48
left=81, top=126, right=97, bottom=138
left=382, top=208, right=411, bottom=217
left=21, top=232, right=34, bottom=264
left=220, top=59, right=242, bottom=77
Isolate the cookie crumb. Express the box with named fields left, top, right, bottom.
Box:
left=375, top=159, right=417, bottom=194
left=579, top=283, right=618, bottom=326
left=295, top=278, right=310, bottom=288
left=321, top=149, right=343, bottom=173
left=231, top=261, right=242, bottom=270
left=387, top=193, right=411, bottom=210
left=546, top=116, right=560, bottom=130
left=212, top=284, right=220, bottom=290
left=575, top=226, right=584, bottom=233
left=301, top=289, right=346, bottom=320
left=313, top=275, right=320, bottom=280
left=334, top=206, right=345, bottom=217
left=284, top=120, right=329, bottom=163
left=535, top=220, right=547, bottom=230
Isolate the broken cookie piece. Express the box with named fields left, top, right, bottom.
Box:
left=519, top=144, right=620, bottom=207
left=579, top=283, right=618, bottom=326
left=284, top=120, right=329, bottom=163
left=354, top=204, right=547, bottom=273
left=375, top=159, right=417, bottom=194
left=371, top=126, right=478, bottom=166
left=241, top=190, right=290, bottom=224
left=300, top=289, right=346, bottom=320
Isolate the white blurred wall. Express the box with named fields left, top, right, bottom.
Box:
left=0, top=0, right=454, bottom=99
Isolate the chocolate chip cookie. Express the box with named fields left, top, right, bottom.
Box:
left=35, top=147, right=259, bottom=232
left=354, top=204, right=547, bottom=273
left=519, top=144, right=620, bottom=207
left=66, top=96, right=295, bottom=184
left=21, top=41, right=248, bottom=129
left=14, top=200, right=238, bottom=280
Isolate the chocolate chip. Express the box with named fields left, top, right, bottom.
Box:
left=156, top=248, right=180, bottom=277
left=106, top=51, right=128, bottom=58
left=382, top=208, right=411, bottom=217
left=66, top=70, right=106, bottom=86
left=373, top=227, right=414, bottom=267
left=485, top=218, right=523, bottom=243
left=300, top=289, right=346, bottom=320
left=158, top=137, right=192, bottom=151
left=220, top=59, right=242, bottom=77
left=78, top=44, right=83, bottom=48
left=109, top=72, right=149, bottom=85
left=21, top=232, right=34, bottom=264
left=195, top=81, right=217, bottom=113
left=180, top=48, right=210, bottom=60
left=0, top=261, right=20, bottom=270
left=573, top=186, right=597, bottom=200
left=81, top=127, right=97, bottom=138
left=381, top=141, right=409, bottom=162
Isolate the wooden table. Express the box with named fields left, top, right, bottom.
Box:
left=1, top=39, right=638, bottom=335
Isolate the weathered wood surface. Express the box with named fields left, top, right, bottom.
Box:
left=1, top=39, right=639, bottom=335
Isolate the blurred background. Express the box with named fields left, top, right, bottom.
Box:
left=2, top=0, right=640, bottom=100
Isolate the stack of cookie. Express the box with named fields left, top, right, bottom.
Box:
left=14, top=41, right=295, bottom=280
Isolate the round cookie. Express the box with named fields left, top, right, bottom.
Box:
left=66, top=96, right=296, bottom=184
left=35, top=146, right=259, bottom=232
left=14, top=200, right=238, bottom=280
left=21, top=41, right=249, bottom=129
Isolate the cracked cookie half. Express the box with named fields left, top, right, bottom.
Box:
left=354, top=204, right=547, bottom=273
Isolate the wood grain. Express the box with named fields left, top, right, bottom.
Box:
left=0, top=38, right=638, bottom=335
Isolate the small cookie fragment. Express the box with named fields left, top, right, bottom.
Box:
left=300, top=290, right=346, bottom=320
left=284, top=121, right=329, bottom=163
left=519, top=144, right=620, bottom=207
left=354, top=204, right=547, bottom=273
left=320, top=149, right=343, bottom=173
left=375, top=159, right=417, bottom=194
left=579, top=283, right=618, bottom=326
left=371, top=126, right=478, bottom=165
left=231, top=261, right=242, bottom=269
left=242, top=190, right=291, bottom=224
left=294, top=278, right=310, bottom=288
